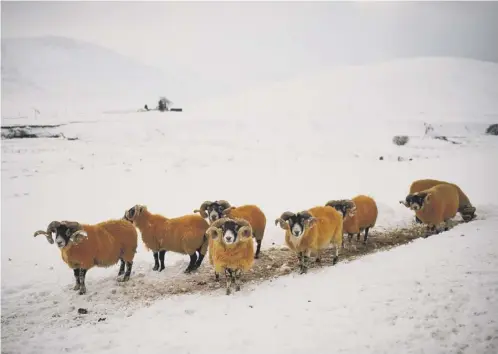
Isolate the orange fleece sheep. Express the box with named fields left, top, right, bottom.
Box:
left=33, top=219, right=138, bottom=295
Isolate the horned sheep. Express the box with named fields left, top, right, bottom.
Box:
left=205, top=217, right=255, bottom=295
left=33, top=219, right=138, bottom=295
left=194, top=200, right=266, bottom=259
left=124, top=205, right=210, bottom=273
left=400, top=183, right=460, bottom=235
left=408, top=179, right=476, bottom=222
left=274, top=206, right=343, bottom=274
left=326, top=195, right=378, bottom=245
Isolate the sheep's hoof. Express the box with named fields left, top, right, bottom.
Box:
left=117, top=275, right=130, bottom=282
left=215, top=273, right=220, bottom=281
left=299, top=267, right=308, bottom=274
left=159, top=266, right=165, bottom=272
left=226, top=288, right=231, bottom=295
left=78, top=287, right=87, bottom=295
left=235, top=285, right=241, bottom=292
left=315, top=258, right=321, bottom=264
left=73, top=284, right=80, bottom=291
left=152, top=264, right=159, bottom=271
left=332, top=256, right=338, bottom=265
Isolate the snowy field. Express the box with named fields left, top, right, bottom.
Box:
left=2, top=54, right=498, bottom=353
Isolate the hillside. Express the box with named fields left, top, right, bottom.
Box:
left=1, top=36, right=179, bottom=116
left=193, top=57, right=498, bottom=123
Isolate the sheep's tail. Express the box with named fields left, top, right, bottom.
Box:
left=198, top=233, right=210, bottom=256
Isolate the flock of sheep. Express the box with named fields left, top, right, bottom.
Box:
left=33, top=178, right=476, bottom=296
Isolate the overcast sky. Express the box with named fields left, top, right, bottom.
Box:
left=2, top=1, right=498, bottom=103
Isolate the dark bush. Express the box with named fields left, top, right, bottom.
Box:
left=393, top=135, right=409, bottom=146
left=485, top=124, right=498, bottom=136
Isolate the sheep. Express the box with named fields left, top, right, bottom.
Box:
left=205, top=217, right=255, bottom=295
left=124, top=204, right=209, bottom=273
left=194, top=200, right=266, bottom=259
left=400, top=183, right=460, bottom=235
left=408, top=179, right=476, bottom=222
left=326, top=195, right=378, bottom=245
left=274, top=206, right=343, bottom=274
left=33, top=219, right=138, bottom=295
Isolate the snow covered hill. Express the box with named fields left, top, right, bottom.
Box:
left=192, top=57, right=498, bottom=123
left=1, top=36, right=180, bottom=117
left=1, top=56, right=498, bottom=353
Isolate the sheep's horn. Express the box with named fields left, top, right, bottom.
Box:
left=217, top=200, right=231, bottom=209
left=325, top=200, right=342, bottom=208
left=279, top=211, right=295, bottom=221
left=197, top=201, right=213, bottom=218
left=238, top=225, right=253, bottom=239
left=33, top=230, right=55, bottom=244
left=47, top=220, right=61, bottom=234
left=399, top=200, right=409, bottom=207
left=206, top=224, right=222, bottom=240
left=35, top=220, right=62, bottom=244
left=234, top=218, right=251, bottom=228
left=298, top=210, right=314, bottom=219
left=274, top=211, right=294, bottom=226
left=221, top=206, right=236, bottom=217
left=69, top=229, right=88, bottom=244
left=210, top=217, right=228, bottom=229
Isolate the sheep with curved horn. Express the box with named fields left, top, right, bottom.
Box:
left=33, top=219, right=138, bottom=295
left=275, top=205, right=343, bottom=274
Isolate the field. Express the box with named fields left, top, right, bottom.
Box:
left=2, top=55, right=498, bottom=353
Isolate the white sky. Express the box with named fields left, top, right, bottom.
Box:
left=2, top=1, right=498, bottom=102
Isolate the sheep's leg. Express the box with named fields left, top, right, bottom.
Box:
left=184, top=253, right=198, bottom=273
left=78, top=269, right=87, bottom=295
left=214, top=271, right=220, bottom=281
left=315, top=250, right=321, bottom=263
left=118, top=261, right=133, bottom=282
left=415, top=216, right=422, bottom=224
left=72, top=268, right=81, bottom=291
left=364, top=227, right=370, bottom=244
left=356, top=233, right=361, bottom=242
left=194, top=247, right=205, bottom=269
left=297, top=252, right=304, bottom=273
left=255, top=239, right=262, bottom=259
left=118, top=259, right=125, bottom=276
left=332, top=246, right=339, bottom=265
left=158, top=250, right=166, bottom=272
left=152, top=252, right=159, bottom=271
left=348, top=233, right=354, bottom=244
left=225, top=269, right=233, bottom=295
left=234, top=269, right=242, bottom=291
left=300, top=251, right=310, bottom=274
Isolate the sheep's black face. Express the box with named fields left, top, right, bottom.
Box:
left=207, top=203, right=225, bottom=223
left=287, top=215, right=308, bottom=237
left=53, top=225, right=72, bottom=248
left=406, top=194, right=426, bottom=211
left=331, top=204, right=348, bottom=218
left=220, top=220, right=240, bottom=244
left=126, top=206, right=136, bottom=220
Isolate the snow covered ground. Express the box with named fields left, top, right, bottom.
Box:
left=2, top=56, right=498, bottom=353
